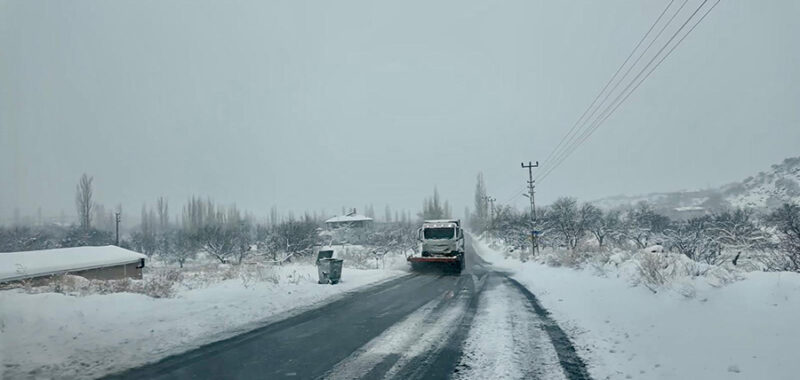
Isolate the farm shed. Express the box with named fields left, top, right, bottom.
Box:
left=0, top=245, right=146, bottom=283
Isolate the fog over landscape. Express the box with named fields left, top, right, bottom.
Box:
left=4, top=2, right=800, bottom=380
left=2, top=0, right=799, bottom=222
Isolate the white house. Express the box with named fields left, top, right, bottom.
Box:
left=324, top=210, right=373, bottom=229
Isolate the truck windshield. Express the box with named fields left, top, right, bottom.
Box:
left=424, top=227, right=455, bottom=239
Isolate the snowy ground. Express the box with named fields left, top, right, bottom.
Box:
left=0, top=263, right=407, bottom=380
left=471, top=236, right=800, bottom=380
left=453, top=276, right=567, bottom=380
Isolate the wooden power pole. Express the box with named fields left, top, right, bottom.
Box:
left=115, top=211, right=121, bottom=246
left=521, top=161, right=539, bottom=256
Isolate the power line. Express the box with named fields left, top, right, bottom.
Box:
left=540, top=0, right=715, bottom=182
left=541, top=0, right=688, bottom=175
left=540, top=0, right=679, bottom=170
left=500, top=185, right=528, bottom=205
left=539, top=0, right=721, bottom=184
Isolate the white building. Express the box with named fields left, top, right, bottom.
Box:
left=0, top=246, right=147, bottom=283
left=324, top=210, right=373, bottom=229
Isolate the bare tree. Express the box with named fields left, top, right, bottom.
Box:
left=166, top=229, right=200, bottom=268
left=767, top=203, right=800, bottom=272
left=156, top=197, right=169, bottom=232
left=385, top=205, right=393, bottom=223
left=272, top=218, right=319, bottom=261
left=472, top=172, right=489, bottom=231
left=664, top=216, right=710, bottom=260
left=75, top=173, right=93, bottom=230
left=421, top=187, right=450, bottom=220
left=546, top=197, right=587, bottom=251
left=201, top=205, right=253, bottom=264
left=709, top=209, right=770, bottom=256
left=581, top=203, right=606, bottom=248
left=625, top=202, right=670, bottom=249
left=132, top=204, right=158, bottom=256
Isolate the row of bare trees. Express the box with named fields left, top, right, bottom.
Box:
left=128, top=197, right=323, bottom=267
left=6, top=173, right=420, bottom=267
left=483, top=196, right=800, bottom=272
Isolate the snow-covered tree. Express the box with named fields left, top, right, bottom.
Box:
left=624, top=202, right=670, bottom=249
left=471, top=173, right=489, bottom=231
left=709, top=209, right=770, bottom=253
left=75, top=173, right=93, bottom=230
left=664, top=216, right=710, bottom=260
left=156, top=197, right=169, bottom=232
left=546, top=197, right=592, bottom=251
left=421, top=187, right=451, bottom=220
left=164, top=228, right=200, bottom=268
left=384, top=205, right=393, bottom=223
left=767, top=203, right=800, bottom=271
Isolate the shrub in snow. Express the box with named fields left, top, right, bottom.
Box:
left=766, top=203, right=800, bottom=272
left=238, top=263, right=281, bottom=287
left=541, top=248, right=587, bottom=269
left=12, top=269, right=184, bottom=298
left=635, top=251, right=669, bottom=291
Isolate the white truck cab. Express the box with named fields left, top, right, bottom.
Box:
left=418, top=219, right=464, bottom=257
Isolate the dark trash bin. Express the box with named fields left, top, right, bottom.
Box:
left=316, top=249, right=343, bottom=284
left=318, top=258, right=343, bottom=284
left=317, top=249, right=334, bottom=264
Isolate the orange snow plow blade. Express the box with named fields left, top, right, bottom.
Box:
left=408, top=256, right=463, bottom=274
left=408, top=257, right=459, bottom=263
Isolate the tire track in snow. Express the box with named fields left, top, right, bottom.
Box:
left=506, top=277, right=592, bottom=380
left=453, top=276, right=568, bottom=380
left=321, top=279, right=472, bottom=380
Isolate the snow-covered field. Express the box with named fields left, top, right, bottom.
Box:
left=0, top=263, right=407, bottom=380
left=471, top=236, right=800, bottom=380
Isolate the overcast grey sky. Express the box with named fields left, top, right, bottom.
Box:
left=1, top=0, right=799, bottom=223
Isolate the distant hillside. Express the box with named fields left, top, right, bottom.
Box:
left=592, top=156, right=800, bottom=217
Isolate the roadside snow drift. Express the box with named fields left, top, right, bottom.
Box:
left=472, top=237, right=800, bottom=380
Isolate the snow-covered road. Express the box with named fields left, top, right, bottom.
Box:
left=454, top=276, right=567, bottom=380
left=101, top=238, right=589, bottom=380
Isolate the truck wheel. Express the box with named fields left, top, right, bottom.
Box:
left=452, top=256, right=463, bottom=274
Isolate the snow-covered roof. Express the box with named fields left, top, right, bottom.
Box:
left=324, top=214, right=373, bottom=223
left=424, top=219, right=459, bottom=224
left=674, top=206, right=705, bottom=212
left=0, top=246, right=146, bottom=283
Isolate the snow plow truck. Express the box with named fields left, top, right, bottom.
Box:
left=408, top=219, right=465, bottom=274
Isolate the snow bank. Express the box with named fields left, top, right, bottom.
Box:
left=0, top=264, right=407, bottom=380
left=472, top=237, right=800, bottom=380
left=0, top=246, right=146, bottom=282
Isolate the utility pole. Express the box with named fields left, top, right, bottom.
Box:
left=115, top=211, right=122, bottom=246
left=521, top=161, right=539, bottom=256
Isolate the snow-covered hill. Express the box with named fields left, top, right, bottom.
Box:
left=592, top=156, right=800, bottom=214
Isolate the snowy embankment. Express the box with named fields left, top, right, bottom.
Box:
left=471, top=236, right=800, bottom=380
left=0, top=263, right=407, bottom=380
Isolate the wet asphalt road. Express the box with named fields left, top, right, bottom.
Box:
left=106, top=237, right=590, bottom=380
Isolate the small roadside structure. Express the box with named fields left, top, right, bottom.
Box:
left=0, top=246, right=147, bottom=283
left=324, top=209, right=373, bottom=230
